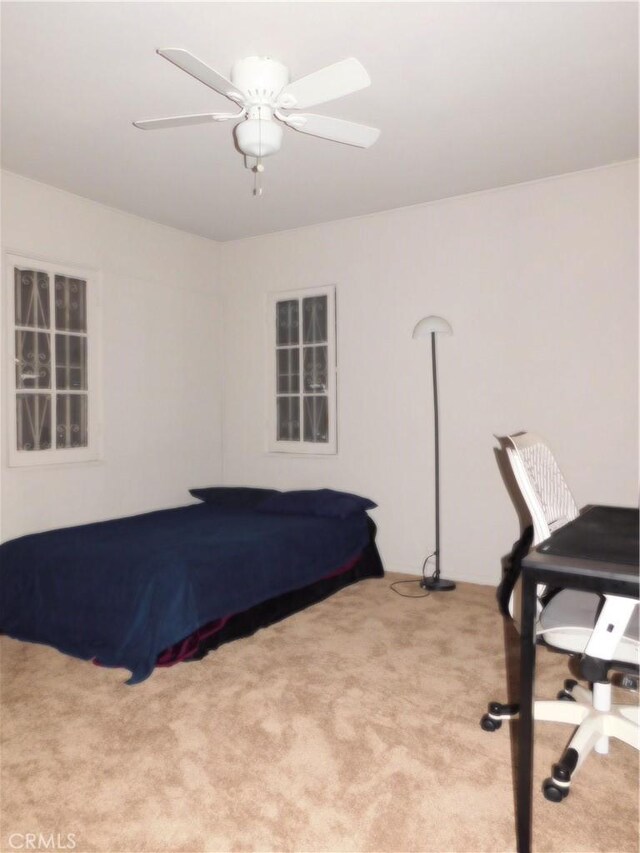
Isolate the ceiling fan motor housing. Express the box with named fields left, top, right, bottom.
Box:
left=231, top=56, right=289, bottom=104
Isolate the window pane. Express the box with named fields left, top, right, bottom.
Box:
left=303, top=396, right=329, bottom=443
left=277, top=348, right=300, bottom=394
left=15, top=331, right=51, bottom=389
left=303, top=345, right=328, bottom=393
left=14, top=269, right=50, bottom=328
left=276, top=300, right=299, bottom=346
left=56, top=334, right=88, bottom=390
left=56, top=394, right=88, bottom=449
left=55, top=275, right=87, bottom=332
left=277, top=396, right=300, bottom=441
left=303, top=296, right=327, bottom=344
left=16, top=394, right=52, bottom=451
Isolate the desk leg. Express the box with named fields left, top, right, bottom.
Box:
left=517, top=572, right=538, bottom=853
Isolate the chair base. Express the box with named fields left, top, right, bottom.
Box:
left=480, top=679, right=640, bottom=800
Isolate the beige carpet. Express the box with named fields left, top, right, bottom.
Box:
left=1, top=575, right=638, bottom=853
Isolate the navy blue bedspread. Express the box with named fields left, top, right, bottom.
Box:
left=0, top=503, right=370, bottom=684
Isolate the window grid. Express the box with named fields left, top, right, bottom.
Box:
left=7, top=256, right=99, bottom=467
left=270, top=286, right=336, bottom=454
left=14, top=269, right=89, bottom=451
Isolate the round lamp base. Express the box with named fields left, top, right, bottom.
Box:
left=420, top=577, right=456, bottom=592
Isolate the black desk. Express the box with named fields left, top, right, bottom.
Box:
left=517, top=505, right=639, bottom=853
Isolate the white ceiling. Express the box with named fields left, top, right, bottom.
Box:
left=2, top=2, right=637, bottom=241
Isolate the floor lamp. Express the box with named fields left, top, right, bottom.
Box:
left=412, top=315, right=456, bottom=592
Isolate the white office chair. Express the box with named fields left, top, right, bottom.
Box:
left=481, top=432, right=639, bottom=801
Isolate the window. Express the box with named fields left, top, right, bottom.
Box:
left=268, top=286, right=337, bottom=454
left=6, top=254, right=101, bottom=467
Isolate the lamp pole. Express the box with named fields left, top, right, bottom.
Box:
left=412, top=315, right=456, bottom=592
left=432, top=332, right=441, bottom=577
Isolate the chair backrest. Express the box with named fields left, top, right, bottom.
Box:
left=506, top=432, right=579, bottom=546
left=501, top=432, right=579, bottom=621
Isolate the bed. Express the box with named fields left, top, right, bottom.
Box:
left=0, top=488, right=383, bottom=684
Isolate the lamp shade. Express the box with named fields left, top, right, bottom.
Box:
left=412, top=315, right=453, bottom=338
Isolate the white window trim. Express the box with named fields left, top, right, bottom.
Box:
left=267, top=285, right=337, bottom=455
left=5, top=252, right=103, bottom=468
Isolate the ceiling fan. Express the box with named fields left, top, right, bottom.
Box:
left=134, top=50, right=380, bottom=193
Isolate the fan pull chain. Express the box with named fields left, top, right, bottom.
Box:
left=252, top=158, right=264, bottom=197
left=252, top=107, right=264, bottom=197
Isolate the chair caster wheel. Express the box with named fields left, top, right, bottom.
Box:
left=542, top=778, right=568, bottom=802
left=557, top=690, right=576, bottom=701
left=480, top=714, right=501, bottom=732
left=557, top=678, right=578, bottom=701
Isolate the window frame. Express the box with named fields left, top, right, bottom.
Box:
left=267, top=284, right=337, bottom=455
left=5, top=252, right=102, bottom=468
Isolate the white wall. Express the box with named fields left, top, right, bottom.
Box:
left=1, top=172, right=222, bottom=540
left=3, top=163, right=637, bottom=583
left=219, top=162, right=638, bottom=584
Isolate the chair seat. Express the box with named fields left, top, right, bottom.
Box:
left=539, top=589, right=640, bottom=665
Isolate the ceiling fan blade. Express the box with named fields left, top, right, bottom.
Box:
left=279, top=58, right=370, bottom=110
left=284, top=113, right=380, bottom=148
left=133, top=112, right=240, bottom=130
left=157, top=48, right=244, bottom=103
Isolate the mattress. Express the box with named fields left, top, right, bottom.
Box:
left=0, top=502, right=379, bottom=684
left=155, top=521, right=384, bottom=666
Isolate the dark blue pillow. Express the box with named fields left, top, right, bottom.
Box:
left=257, top=488, right=376, bottom=519
left=189, top=487, right=279, bottom=509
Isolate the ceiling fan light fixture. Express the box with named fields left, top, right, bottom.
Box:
left=236, top=116, right=283, bottom=158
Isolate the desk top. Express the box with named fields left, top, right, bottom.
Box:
left=523, top=505, right=639, bottom=587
